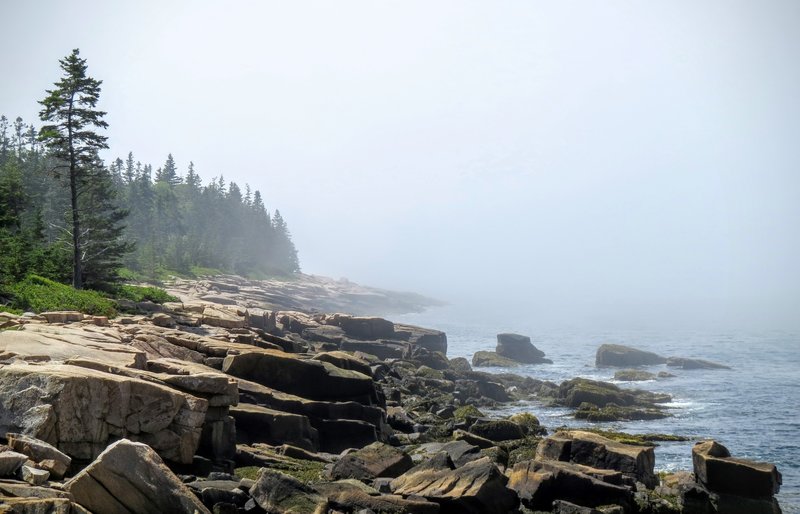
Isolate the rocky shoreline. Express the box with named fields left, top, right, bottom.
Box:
left=0, top=276, right=783, bottom=513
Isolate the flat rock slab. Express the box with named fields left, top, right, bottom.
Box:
left=391, top=456, right=518, bottom=514
left=66, top=439, right=211, bottom=514
left=0, top=327, right=145, bottom=368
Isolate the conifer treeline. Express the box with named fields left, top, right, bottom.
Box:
left=0, top=114, right=300, bottom=287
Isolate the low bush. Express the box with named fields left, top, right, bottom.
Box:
left=9, top=275, right=117, bottom=316
left=116, top=284, right=178, bottom=304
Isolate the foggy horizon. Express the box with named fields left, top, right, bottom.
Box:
left=3, top=1, right=799, bottom=331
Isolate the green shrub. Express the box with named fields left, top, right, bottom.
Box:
left=10, top=275, right=116, bottom=316
left=116, top=284, right=178, bottom=304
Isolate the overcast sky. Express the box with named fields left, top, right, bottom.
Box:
left=2, top=1, right=799, bottom=330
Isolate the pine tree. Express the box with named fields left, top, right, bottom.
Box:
left=0, top=116, right=9, bottom=162
left=38, top=48, right=112, bottom=289
left=80, top=157, right=134, bottom=289
left=124, top=152, right=135, bottom=184
left=155, top=153, right=181, bottom=187
left=271, top=209, right=300, bottom=273
left=185, top=161, right=201, bottom=190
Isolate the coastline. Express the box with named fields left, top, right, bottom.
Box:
left=0, top=276, right=791, bottom=513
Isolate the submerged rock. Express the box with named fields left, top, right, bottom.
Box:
left=613, top=369, right=657, bottom=381
left=666, top=357, right=731, bottom=370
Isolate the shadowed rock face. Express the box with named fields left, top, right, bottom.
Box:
left=536, top=430, right=657, bottom=488
left=0, top=363, right=207, bottom=463
left=222, top=349, right=378, bottom=404
left=508, top=459, right=634, bottom=511
left=693, top=440, right=782, bottom=498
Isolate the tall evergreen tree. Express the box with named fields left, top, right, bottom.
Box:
left=155, top=153, right=181, bottom=187
left=80, top=156, right=134, bottom=289
left=271, top=210, right=300, bottom=273
left=38, top=48, right=113, bottom=289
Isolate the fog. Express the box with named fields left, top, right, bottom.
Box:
left=3, top=1, right=799, bottom=330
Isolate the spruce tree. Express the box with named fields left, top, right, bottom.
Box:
left=38, top=49, right=110, bottom=289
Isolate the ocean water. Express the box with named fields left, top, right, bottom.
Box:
left=395, top=307, right=800, bottom=512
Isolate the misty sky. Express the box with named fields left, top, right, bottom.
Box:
left=2, top=1, right=799, bottom=330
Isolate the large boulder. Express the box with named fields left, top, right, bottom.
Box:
left=249, top=469, right=329, bottom=514
left=328, top=315, right=396, bottom=340
left=0, top=363, right=207, bottom=463
left=496, top=333, right=551, bottom=364
left=329, top=442, right=413, bottom=480
left=692, top=440, right=781, bottom=498
left=507, top=459, right=634, bottom=511
left=468, top=419, right=526, bottom=442
left=6, top=432, right=72, bottom=479
left=554, top=377, right=670, bottom=421
left=223, top=349, right=378, bottom=404
left=537, top=430, right=657, bottom=488
left=311, top=351, right=373, bottom=377
left=65, top=439, right=211, bottom=514
left=595, top=344, right=666, bottom=367
left=391, top=456, right=518, bottom=514
left=471, top=350, right=520, bottom=367
left=394, top=323, right=448, bottom=355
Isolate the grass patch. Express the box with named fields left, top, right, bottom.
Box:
left=116, top=284, right=178, bottom=304
left=565, top=427, right=690, bottom=446
left=234, top=466, right=262, bottom=480
left=8, top=275, right=116, bottom=317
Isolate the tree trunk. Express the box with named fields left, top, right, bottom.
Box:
left=70, top=169, right=82, bottom=289
left=67, top=92, right=82, bottom=289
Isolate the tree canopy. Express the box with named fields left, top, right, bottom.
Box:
left=1, top=49, right=300, bottom=297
